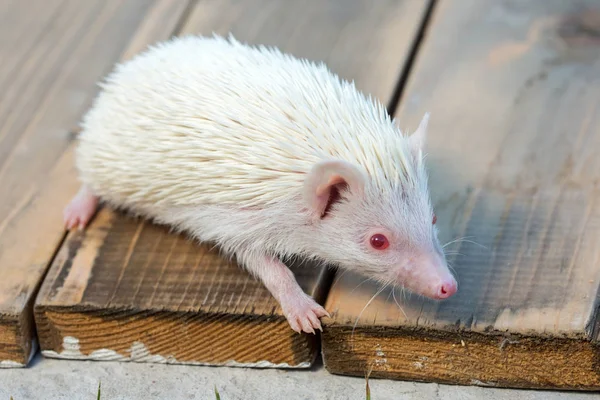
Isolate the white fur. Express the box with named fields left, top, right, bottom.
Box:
left=74, top=34, right=453, bottom=307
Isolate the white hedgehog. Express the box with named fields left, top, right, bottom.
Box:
left=65, top=34, right=457, bottom=334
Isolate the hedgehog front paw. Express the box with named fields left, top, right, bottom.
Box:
left=280, top=292, right=330, bottom=334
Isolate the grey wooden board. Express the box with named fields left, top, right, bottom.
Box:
left=322, top=0, right=600, bottom=390
left=0, top=0, right=156, bottom=366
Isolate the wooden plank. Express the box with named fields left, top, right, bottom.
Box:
left=321, top=0, right=600, bottom=390
left=0, top=0, right=160, bottom=367
left=34, top=0, right=431, bottom=368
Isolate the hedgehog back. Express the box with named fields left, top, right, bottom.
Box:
left=76, top=35, right=415, bottom=210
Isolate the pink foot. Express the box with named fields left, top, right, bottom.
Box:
left=63, top=186, right=99, bottom=231
left=239, top=252, right=330, bottom=334
left=279, top=291, right=330, bottom=334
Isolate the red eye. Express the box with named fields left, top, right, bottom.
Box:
left=370, top=234, right=389, bottom=250
left=432, top=214, right=437, bottom=225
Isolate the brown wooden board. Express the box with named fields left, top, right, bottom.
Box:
left=34, top=0, right=431, bottom=368
left=0, top=0, right=160, bottom=367
left=321, top=0, right=600, bottom=390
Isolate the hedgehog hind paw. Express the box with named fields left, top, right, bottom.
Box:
left=63, top=186, right=99, bottom=231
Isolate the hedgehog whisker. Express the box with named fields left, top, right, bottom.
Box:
left=385, top=288, right=394, bottom=303
left=349, top=278, right=371, bottom=296
left=442, top=236, right=473, bottom=247
left=458, top=239, right=487, bottom=250
left=392, top=286, right=408, bottom=320
left=447, top=262, right=458, bottom=275
left=331, top=268, right=349, bottom=287
left=447, top=262, right=460, bottom=285
left=351, top=283, right=389, bottom=350
left=443, top=236, right=487, bottom=250
left=442, top=237, right=466, bottom=248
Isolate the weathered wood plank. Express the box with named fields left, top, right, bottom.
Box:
left=321, top=0, right=600, bottom=390
left=0, top=0, right=159, bottom=367
left=34, top=0, right=431, bottom=368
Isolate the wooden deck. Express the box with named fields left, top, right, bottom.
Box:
left=2, top=0, right=600, bottom=391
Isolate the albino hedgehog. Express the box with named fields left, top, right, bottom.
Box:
left=64, top=34, right=457, bottom=334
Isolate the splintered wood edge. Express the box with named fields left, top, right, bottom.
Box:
left=34, top=306, right=318, bottom=368
left=321, top=324, right=600, bottom=390
left=0, top=322, right=27, bottom=367
left=34, top=207, right=325, bottom=368
left=0, top=298, right=38, bottom=367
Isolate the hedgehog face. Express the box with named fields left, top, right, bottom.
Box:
left=311, top=180, right=457, bottom=301
left=361, top=185, right=458, bottom=300
left=302, top=115, right=457, bottom=301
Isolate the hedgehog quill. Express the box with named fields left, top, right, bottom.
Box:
left=65, top=34, right=457, bottom=334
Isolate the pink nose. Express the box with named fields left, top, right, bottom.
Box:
left=436, top=279, right=457, bottom=299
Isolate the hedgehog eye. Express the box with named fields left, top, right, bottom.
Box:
left=432, top=214, right=437, bottom=225
left=370, top=234, right=389, bottom=250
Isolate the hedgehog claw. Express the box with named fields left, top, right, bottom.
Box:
left=280, top=292, right=327, bottom=335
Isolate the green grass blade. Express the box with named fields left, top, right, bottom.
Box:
left=365, top=365, right=373, bottom=400
left=97, top=381, right=101, bottom=400
left=214, top=385, right=221, bottom=400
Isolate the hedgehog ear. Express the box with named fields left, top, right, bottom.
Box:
left=408, top=112, right=430, bottom=155
left=304, top=160, right=366, bottom=220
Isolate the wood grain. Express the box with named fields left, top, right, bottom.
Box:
left=0, top=0, right=158, bottom=367
left=34, top=0, right=431, bottom=368
left=36, top=208, right=326, bottom=367
left=321, top=0, right=600, bottom=390
left=181, top=0, right=429, bottom=104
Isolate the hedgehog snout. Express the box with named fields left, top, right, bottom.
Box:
left=434, top=276, right=458, bottom=299
left=397, top=253, right=458, bottom=300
